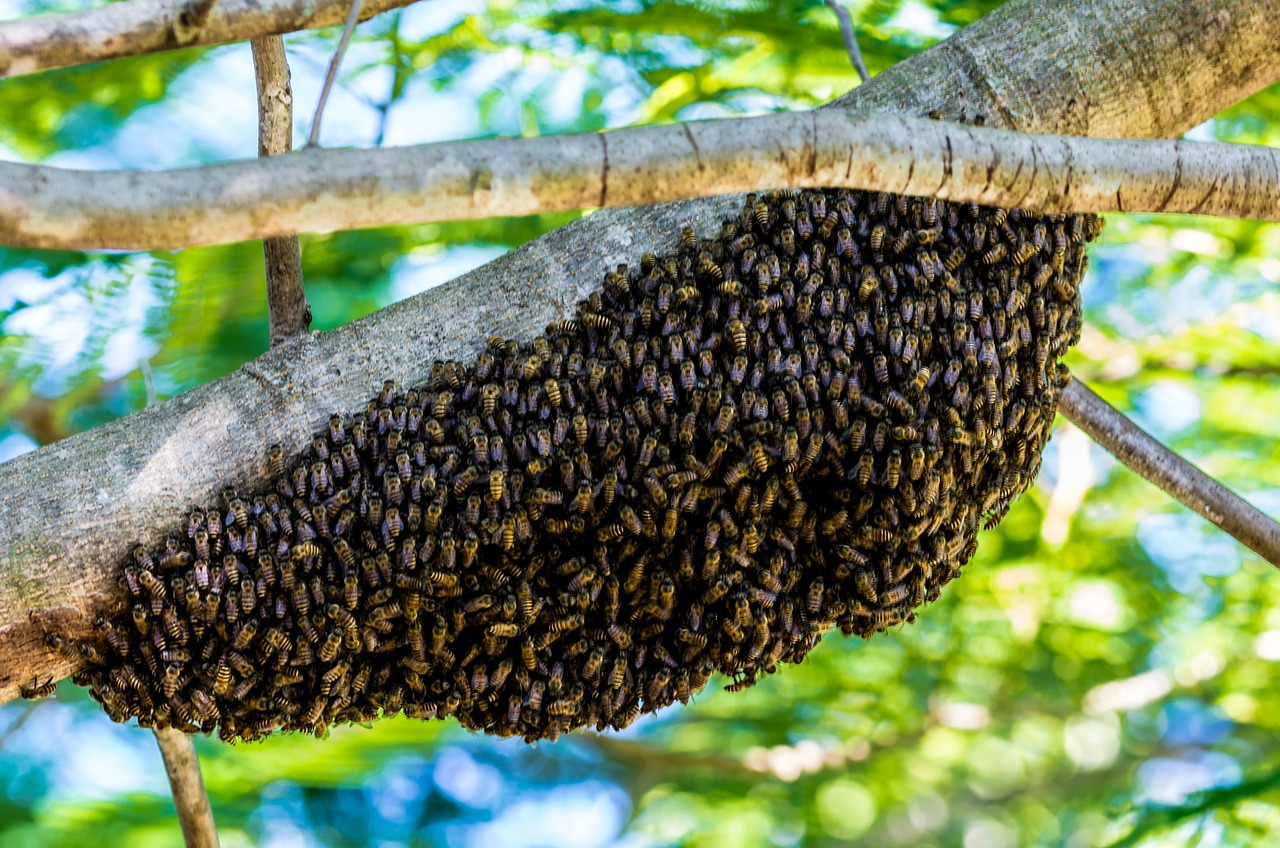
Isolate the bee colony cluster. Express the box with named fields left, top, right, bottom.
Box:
left=63, top=189, right=1101, bottom=743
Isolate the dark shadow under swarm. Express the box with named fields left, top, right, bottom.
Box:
left=56, top=188, right=1102, bottom=743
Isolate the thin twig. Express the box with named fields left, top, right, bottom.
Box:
left=373, top=10, right=406, bottom=147
left=3, top=109, right=1279, bottom=251
left=154, top=729, right=221, bottom=848
left=0, top=0, right=420, bottom=79
left=252, top=35, right=311, bottom=344
left=138, top=358, right=156, bottom=406
left=823, top=0, right=869, bottom=83
left=1058, top=378, right=1280, bottom=568
left=307, top=0, right=365, bottom=148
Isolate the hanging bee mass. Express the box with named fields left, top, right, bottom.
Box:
left=60, top=188, right=1102, bottom=743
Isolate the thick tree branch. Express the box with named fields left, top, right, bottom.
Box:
left=2, top=110, right=1278, bottom=252
left=154, top=729, right=221, bottom=848
left=1, top=0, right=1278, bottom=704
left=0, top=0, right=422, bottom=78
left=252, top=35, right=311, bottom=346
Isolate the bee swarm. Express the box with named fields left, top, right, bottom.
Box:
left=63, top=189, right=1101, bottom=743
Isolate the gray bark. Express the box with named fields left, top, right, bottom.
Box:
left=0, top=0, right=423, bottom=78
left=4, top=111, right=1280, bottom=251
left=1, top=0, right=1278, bottom=703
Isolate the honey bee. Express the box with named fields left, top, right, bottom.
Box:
left=1012, top=241, right=1038, bottom=264
left=981, top=243, right=1007, bottom=264
left=801, top=576, right=825, bottom=614
left=518, top=638, right=537, bottom=671
left=856, top=451, right=874, bottom=487
left=598, top=657, right=625, bottom=692
left=727, top=318, right=747, bottom=352
left=480, top=383, right=501, bottom=417
left=582, top=312, right=614, bottom=330
left=800, top=206, right=830, bottom=242
left=20, top=677, right=57, bottom=699
left=753, top=200, right=770, bottom=228
left=703, top=577, right=731, bottom=605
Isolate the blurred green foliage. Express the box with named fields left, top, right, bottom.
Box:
left=2, top=0, right=1279, bottom=846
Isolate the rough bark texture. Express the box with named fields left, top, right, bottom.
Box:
left=1, top=0, right=1278, bottom=703
left=0, top=0, right=423, bottom=78
left=251, top=35, right=311, bottom=346
left=3, top=111, right=1280, bottom=251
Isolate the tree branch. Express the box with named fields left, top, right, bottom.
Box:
left=154, top=729, right=221, bottom=848
left=306, top=0, right=365, bottom=148
left=0, top=0, right=423, bottom=79
left=2, top=109, right=1278, bottom=252
left=1, top=0, right=1278, bottom=704
left=146, top=350, right=221, bottom=846
left=1058, top=380, right=1280, bottom=567
left=252, top=35, right=311, bottom=346
left=823, top=0, right=869, bottom=84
